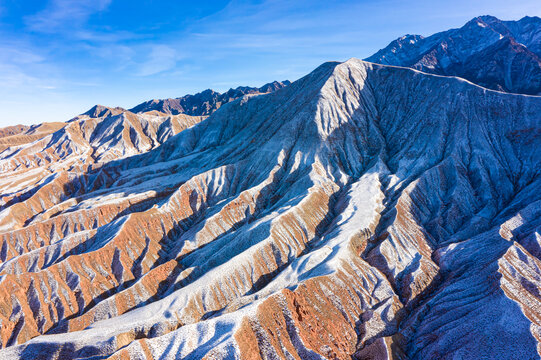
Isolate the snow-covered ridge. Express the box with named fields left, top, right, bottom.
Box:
left=366, top=15, right=541, bottom=95
left=0, top=57, right=539, bottom=359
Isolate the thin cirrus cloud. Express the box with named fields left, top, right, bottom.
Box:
left=0, top=42, right=57, bottom=90
left=136, top=45, right=182, bottom=77
left=24, top=0, right=112, bottom=33
left=0, top=0, right=539, bottom=127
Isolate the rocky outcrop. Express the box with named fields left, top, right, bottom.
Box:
left=0, top=59, right=539, bottom=359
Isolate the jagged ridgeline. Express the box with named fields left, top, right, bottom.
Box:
left=128, top=80, right=291, bottom=116
left=366, top=15, right=541, bottom=95
left=0, top=57, right=539, bottom=359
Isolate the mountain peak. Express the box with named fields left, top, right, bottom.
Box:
left=518, top=15, right=541, bottom=22
left=477, top=14, right=500, bottom=23
left=81, top=104, right=125, bottom=119
left=366, top=15, right=541, bottom=94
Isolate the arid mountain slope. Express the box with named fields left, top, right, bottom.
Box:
left=0, top=107, right=206, bottom=232
left=0, top=125, right=29, bottom=139
left=0, top=123, right=66, bottom=152
left=0, top=59, right=539, bottom=359
left=366, top=15, right=541, bottom=95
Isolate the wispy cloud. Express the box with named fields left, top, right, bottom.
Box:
left=25, top=0, right=112, bottom=33
left=73, top=29, right=137, bottom=43
left=0, top=42, right=55, bottom=88
left=136, top=45, right=182, bottom=76
left=0, top=45, right=45, bottom=64
left=0, top=0, right=539, bottom=126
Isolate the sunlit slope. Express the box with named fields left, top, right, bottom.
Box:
left=0, top=59, right=539, bottom=359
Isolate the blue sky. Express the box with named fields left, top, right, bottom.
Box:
left=0, top=0, right=540, bottom=126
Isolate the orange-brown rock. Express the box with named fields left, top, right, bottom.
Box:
left=0, top=58, right=540, bottom=360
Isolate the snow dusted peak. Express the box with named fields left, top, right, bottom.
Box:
left=312, top=58, right=372, bottom=138
left=393, top=34, right=424, bottom=48
left=504, top=15, right=541, bottom=56
left=258, top=80, right=292, bottom=93
left=398, top=34, right=421, bottom=41
left=0, top=106, right=206, bottom=173
left=367, top=34, right=423, bottom=63
left=80, top=104, right=125, bottom=119
left=366, top=15, right=541, bottom=95
left=513, top=15, right=541, bottom=28
left=477, top=14, right=501, bottom=25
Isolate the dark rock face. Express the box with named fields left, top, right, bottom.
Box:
left=366, top=15, right=541, bottom=95
left=129, top=80, right=291, bottom=116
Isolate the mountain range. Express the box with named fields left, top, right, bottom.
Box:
left=366, top=15, right=541, bottom=95
left=0, top=15, right=539, bottom=360
left=128, top=80, right=291, bottom=116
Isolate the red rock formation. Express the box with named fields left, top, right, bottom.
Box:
left=0, top=59, right=540, bottom=360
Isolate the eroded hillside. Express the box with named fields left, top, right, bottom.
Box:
left=0, top=59, right=539, bottom=359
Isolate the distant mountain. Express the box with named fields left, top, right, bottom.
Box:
left=79, top=104, right=125, bottom=119
left=0, top=125, right=29, bottom=139
left=366, top=15, right=541, bottom=95
left=129, top=80, right=291, bottom=115
left=0, top=80, right=291, bottom=163
left=0, top=107, right=205, bottom=177
left=0, top=123, right=65, bottom=152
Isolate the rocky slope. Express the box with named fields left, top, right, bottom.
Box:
left=0, top=125, right=29, bottom=139
left=0, top=123, right=66, bottom=152
left=0, top=58, right=539, bottom=359
left=129, top=80, right=291, bottom=116
left=366, top=15, right=541, bottom=95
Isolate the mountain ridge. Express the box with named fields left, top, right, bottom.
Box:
left=366, top=15, right=541, bottom=95
left=0, top=58, right=539, bottom=359
left=128, top=80, right=291, bottom=116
